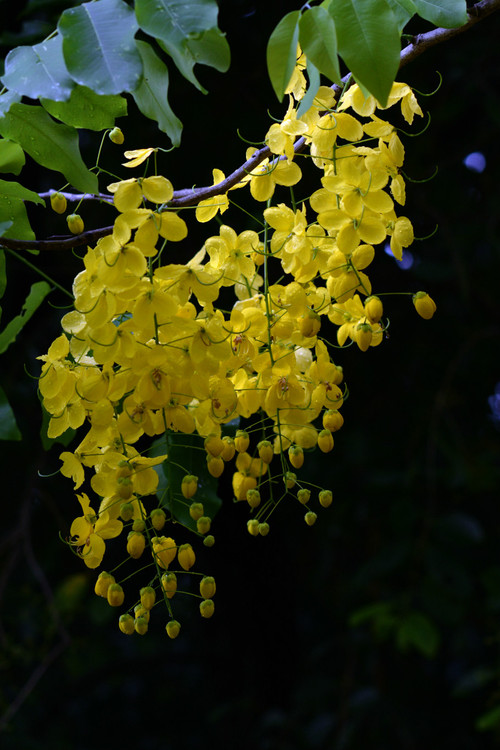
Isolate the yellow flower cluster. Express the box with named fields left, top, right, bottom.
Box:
left=39, top=66, right=436, bottom=636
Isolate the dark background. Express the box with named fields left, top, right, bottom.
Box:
left=1, top=1, right=500, bottom=748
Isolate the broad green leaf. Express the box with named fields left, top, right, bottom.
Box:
left=0, top=104, right=98, bottom=193
left=414, top=0, right=467, bottom=27
left=267, top=11, right=301, bottom=102
left=0, top=197, right=34, bottom=240
left=136, top=0, right=230, bottom=92
left=396, top=612, right=440, bottom=658
left=0, top=90, right=21, bottom=118
left=41, top=86, right=127, bottom=130
left=135, top=0, right=220, bottom=38
left=296, top=60, right=321, bottom=119
left=132, top=42, right=182, bottom=147
left=0, top=384, right=22, bottom=441
left=151, top=432, right=222, bottom=532
left=299, top=7, right=341, bottom=85
left=0, top=281, right=51, bottom=355
left=0, top=178, right=44, bottom=205
left=0, top=139, right=25, bottom=175
left=157, top=27, right=230, bottom=93
left=1, top=36, right=74, bottom=101
left=385, top=0, right=417, bottom=29
left=330, top=0, right=401, bottom=106
left=59, top=0, right=142, bottom=95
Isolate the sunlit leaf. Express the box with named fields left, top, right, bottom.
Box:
left=267, top=11, right=300, bottom=102
left=41, top=86, right=127, bottom=130
left=0, top=104, right=98, bottom=193
left=1, top=35, right=74, bottom=101
left=59, top=0, right=142, bottom=95
left=414, top=0, right=467, bottom=27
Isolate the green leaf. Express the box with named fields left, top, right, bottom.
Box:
left=396, top=612, right=440, bottom=658
left=0, top=281, right=51, bottom=355
left=330, top=0, right=401, bottom=106
left=136, top=0, right=230, bottom=92
left=0, top=90, right=21, bottom=118
left=1, top=35, right=74, bottom=101
left=0, top=178, right=44, bottom=205
left=135, top=0, right=221, bottom=38
left=151, top=432, right=222, bottom=532
left=0, top=384, right=22, bottom=441
left=385, top=0, right=417, bottom=30
left=299, top=7, right=341, bottom=85
left=267, top=11, right=301, bottom=102
left=41, top=86, right=127, bottom=131
left=59, top=0, right=142, bottom=95
left=414, top=0, right=467, bottom=27
left=0, top=139, right=25, bottom=175
left=296, top=60, right=321, bottom=119
left=132, top=42, right=182, bottom=147
left=0, top=104, right=98, bottom=193
left=0, top=197, right=34, bottom=241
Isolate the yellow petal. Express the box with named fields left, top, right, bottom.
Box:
left=122, top=148, right=156, bottom=168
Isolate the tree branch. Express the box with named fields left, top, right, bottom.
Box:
left=1, top=0, right=498, bottom=254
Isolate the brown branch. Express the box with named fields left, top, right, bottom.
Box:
left=1, top=0, right=498, bottom=254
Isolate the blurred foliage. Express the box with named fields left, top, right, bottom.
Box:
left=1, top=1, right=500, bottom=749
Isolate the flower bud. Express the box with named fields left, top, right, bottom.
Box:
left=297, top=488, right=311, bottom=505
left=134, top=604, right=150, bottom=622
left=203, top=535, right=215, bottom=548
left=207, top=455, right=224, bottom=478
left=152, top=536, right=177, bottom=569
left=247, top=519, right=259, bottom=536
left=317, top=429, right=334, bottom=453
left=94, top=571, right=115, bottom=597
left=257, top=440, right=273, bottom=464
left=234, top=430, right=250, bottom=453
left=365, top=295, right=383, bottom=323
left=150, top=508, right=166, bottom=531
left=284, top=471, right=297, bottom=489
left=182, top=474, right=198, bottom=500
left=197, top=516, right=211, bottom=534
left=189, top=501, right=204, bottom=521
left=127, top=531, right=146, bottom=559
left=355, top=322, right=372, bottom=352
left=109, top=126, right=124, bottom=144
left=413, top=291, right=436, bottom=320
left=161, top=572, right=177, bottom=599
left=107, top=583, right=125, bottom=607
left=288, top=445, right=304, bottom=469
left=200, top=576, right=216, bottom=599
left=120, top=502, right=134, bottom=521
left=258, top=522, right=270, bottom=536
left=178, top=543, right=195, bottom=571
left=166, top=620, right=181, bottom=639
left=140, top=586, right=156, bottom=610
left=305, top=511, right=317, bottom=526
left=322, top=410, right=344, bottom=432
left=66, top=213, right=84, bottom=234
left=132, top=518, right=145, bottom=532
left=246, top=489, right=261, bottom=509
left=319, top=489, right=333, bottom=508
left=221, top=436, right=235, bottom=461
left=298, top=311, right=321, bottom=338
left=119, top=613, right=135, bottom=635
left=200, top=599, right=215, bottom=618
left=134, top=616, right=148, bottom=635
left=50, top=191, right=67, bottom=214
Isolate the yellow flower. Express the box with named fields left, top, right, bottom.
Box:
left=122, top=148, right=156, bottom=168
left=195, top=169, right=229, bottom=223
